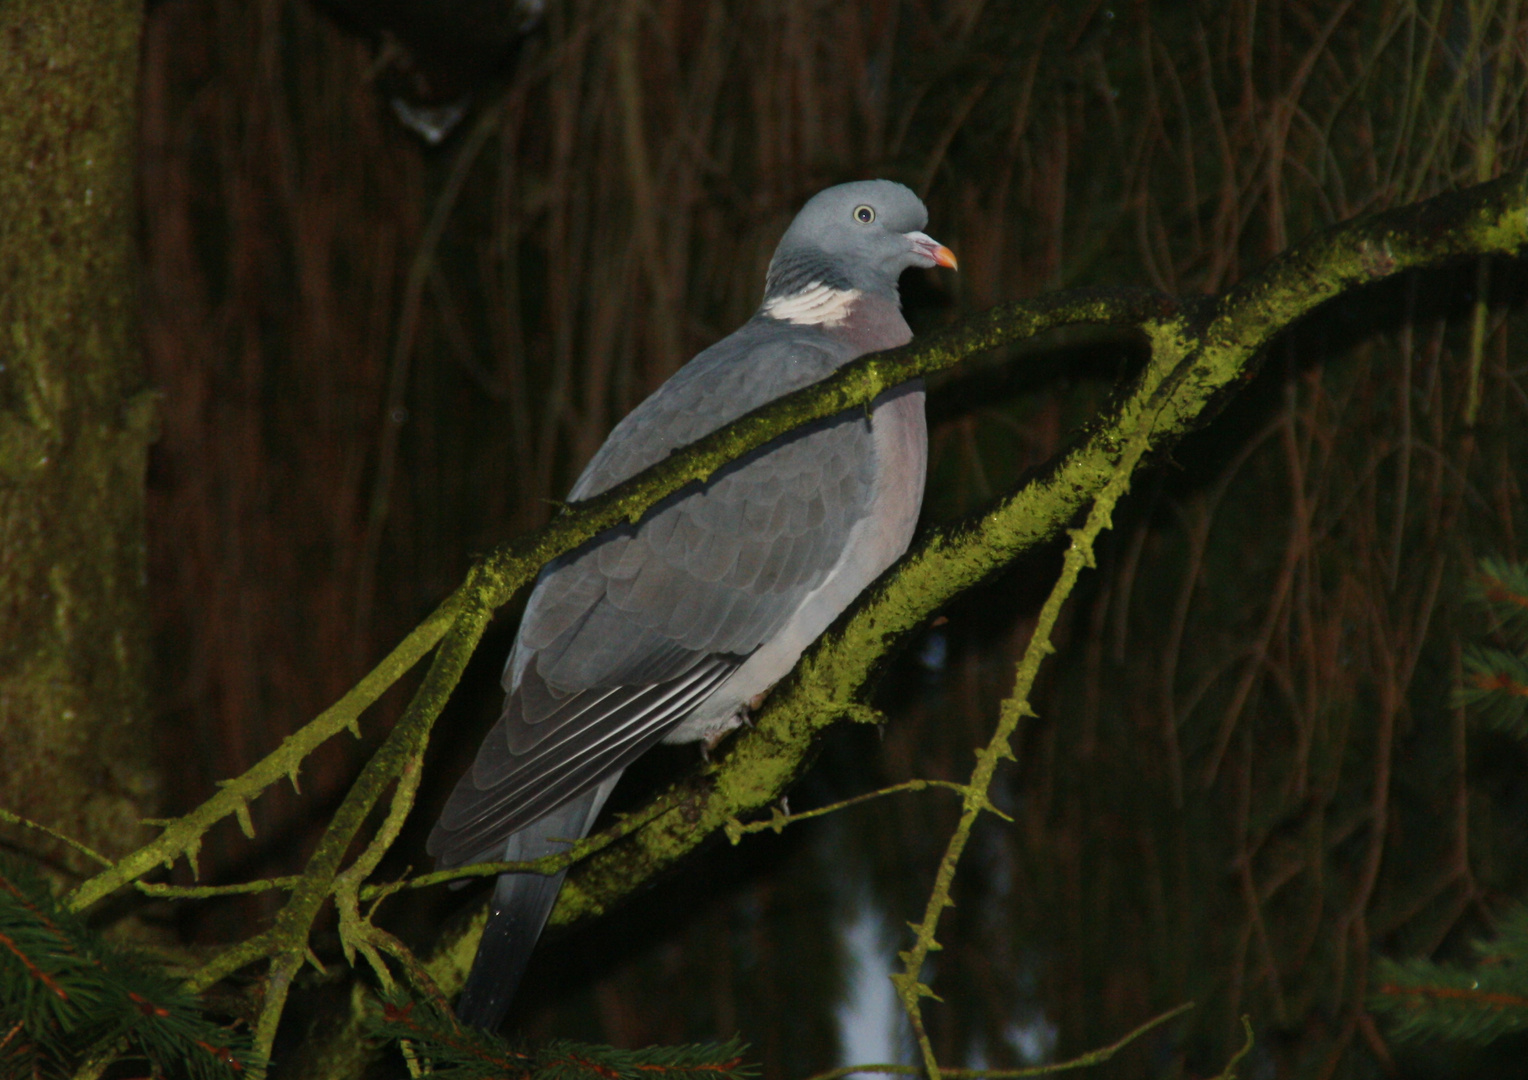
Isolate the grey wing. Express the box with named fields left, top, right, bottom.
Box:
left=427, top=653, right=738, bottom=868
left=428, top=378, right=876, bottom=869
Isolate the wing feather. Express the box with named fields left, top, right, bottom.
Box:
left=429, top=658, right=737, bottom=866
left=432, top=320, right=883, bottom=870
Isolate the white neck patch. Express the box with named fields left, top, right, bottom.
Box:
left=762, top=281, right=862, bottom=327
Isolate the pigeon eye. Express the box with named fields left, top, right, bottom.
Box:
left=853, top=204, right=875, bottom=224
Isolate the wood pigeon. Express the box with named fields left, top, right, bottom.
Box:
left=428, top=179, right=956, bottom=1030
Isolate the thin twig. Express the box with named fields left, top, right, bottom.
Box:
left=723, top=779, right=969, bottom=844
left=799, top=1002, right=1194, bottom=1080
left=66, top=593, right=464, bottom=913
left=0, top=809, right=114, bottom=870
left=890, top=318, right=1185, bottom=1080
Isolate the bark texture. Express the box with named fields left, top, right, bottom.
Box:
left=0, top=1, right=160, bottom=875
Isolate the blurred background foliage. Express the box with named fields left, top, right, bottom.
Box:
left=134, top=0, right=1528, bottom=1076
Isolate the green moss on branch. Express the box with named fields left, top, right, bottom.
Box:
left=55, top=167, right=1528, bottom=1058
left=542, top=168, right=1528, bottom=931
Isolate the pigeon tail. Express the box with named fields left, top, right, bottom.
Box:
left=455, top=773, right=621, bottom=1030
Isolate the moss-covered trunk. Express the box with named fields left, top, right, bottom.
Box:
left=0, top=2, right=160, bottom=876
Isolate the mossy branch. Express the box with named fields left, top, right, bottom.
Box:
left=722, top=779, right=969, bottom=844
left=800, top=1002, right=1193, bottom=1080
left=246, top=587, right=493, bottom=1064
left=532, top=167, right=1528, bottom=944
left=61, top=289, right=1163, bottom=922
left=890, top=318, right=1173, bottom=1080
left=63, top=594, right=465, bottom=913
left=35, top=168, right=1528, bottom=1067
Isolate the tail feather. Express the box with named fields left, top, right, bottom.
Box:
left=454, top=773, right=622, bottom=1031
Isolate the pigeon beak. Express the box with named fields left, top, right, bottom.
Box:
left=905, top=231, right=959, bottom=270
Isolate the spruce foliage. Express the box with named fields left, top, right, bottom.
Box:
left=371, top=995, right=757, bottom=1080
left=1369, top=558, right=1528, bottom=1045
left=0, top=859, right=252, bottom=1078
left=0, top=848, right=757, bottom=1080
left=1371, top=907, right=1528, bottom=1045
left=1456, top=558, right=1528, bottom=740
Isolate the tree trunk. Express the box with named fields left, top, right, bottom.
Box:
left=0, top=1, right=160, bottom=880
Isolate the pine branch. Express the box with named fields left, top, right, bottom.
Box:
left=0, top=859, right=254, bottom=1079
left=1456, top=644, right=1528, bottom=738
left=1452, top=556, right=1528, bottom=738
left=1371, top=955, right=1528, bottom=1046
left=1470, top=556, right=1528, bottom=639
left=1373, top=815, right=1528, bottom=1041
left=370, top=995, right=756, bottom=1080
left=1371, top=561, right=1528, bottom=1049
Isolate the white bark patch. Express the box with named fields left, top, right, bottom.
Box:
left=763, top=281, right=863, bottom=326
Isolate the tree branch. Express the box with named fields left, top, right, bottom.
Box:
left=892, top=326, right=1167, bottom=1078
left=63, top=291, right=1161, bottom=920
left=49, top=167, right=1528, bottom=1068
left=520, top=168, right=1528, bottom=952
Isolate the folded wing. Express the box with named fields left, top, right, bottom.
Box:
left=428, top=327, right=875, bottom=868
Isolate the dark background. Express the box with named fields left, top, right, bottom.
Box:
left=132, top=2, right=1528, bottom=1076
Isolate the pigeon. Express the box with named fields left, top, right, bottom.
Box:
left=428, top=179, right=956, bottom=1030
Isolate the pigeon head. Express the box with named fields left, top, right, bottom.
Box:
left=763, top=180, right=957, bottom=315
